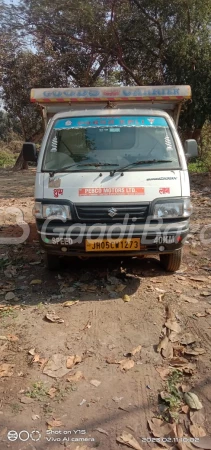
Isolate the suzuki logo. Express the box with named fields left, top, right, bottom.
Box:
left=108, top=207, right=118, bottom=217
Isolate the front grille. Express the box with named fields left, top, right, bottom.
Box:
left=74, top=203, right=150, bottom=223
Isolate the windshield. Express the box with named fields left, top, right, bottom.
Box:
left=42, top=115, right=180, bottom=172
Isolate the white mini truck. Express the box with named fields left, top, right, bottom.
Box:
left=23, top=86, right=197, bottom=271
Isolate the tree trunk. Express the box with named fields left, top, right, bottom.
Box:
left=13, top=149, right=28, bottom=171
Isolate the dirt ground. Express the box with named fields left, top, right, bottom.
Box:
left=0, top=169, right=211, bottom=450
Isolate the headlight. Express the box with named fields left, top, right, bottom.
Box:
left=33, top=202, right=71, bottom=220
left=153, top=199, right=192, bottom=219
left=43, top=204, right=71, bottom=220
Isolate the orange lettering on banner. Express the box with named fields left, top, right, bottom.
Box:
left=79, top=187, right=145, bottom=196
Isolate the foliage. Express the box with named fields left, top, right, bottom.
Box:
left=188, top=160, right=207, bottom=173
left=1, top=50, right=66, bottom=141
left=3, top=0, right=112, bottom=87
left=114, top=0, right=211, bottom=134
left=188, top=122, right=211, bottom=172
left=0, top=111, right=12, bottom=141
left=0, top=110, right=22, bottom=141
left=0, top=0, right=211, bottom=169
left=0, top=111, right=24, bottom=168
left=200, top=121, right=211, bottom=171
left=26, top=382, right=48, bottom=400
left=161, top=369, right=183, bottom=422
left=0, top=146, right=15, bottom=167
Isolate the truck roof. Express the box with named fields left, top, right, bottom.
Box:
left=31, top=86, right=191, bottom=127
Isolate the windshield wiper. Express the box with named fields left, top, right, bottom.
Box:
left=77, top=163, right=119, bottom=167
left=112, top=159, right=173, bottom=174
left=48, top=162, right=119, bottom=176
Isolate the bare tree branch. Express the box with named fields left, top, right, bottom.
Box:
left=92, top=55, right=110, bottom=82
left=110, top=0, right=142, bottom=84
left=84, top=51, right=96, bottom=85
left=185, top=1, right=191, bottom=34
left=131, top=0, right=164, bottom=48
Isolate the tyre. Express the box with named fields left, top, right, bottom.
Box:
left=159, top=249, right=183, bottom=272
left=45, top=253, right=61, bottom=270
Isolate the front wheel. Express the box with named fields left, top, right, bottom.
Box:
left=159, top=249, right=183, bottom=272
left=45, top=253, right=61, bottom=270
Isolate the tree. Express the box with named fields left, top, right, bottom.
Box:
left=0, top=0, right=117, bottom=169
left=111, top=0, right=211, bottom=136
left=0, top=111, right=11, bottom=142
left=0, top=111, right=21, bottom=142
left=5, top=0, right=113, bottom=86
left=0, top=47, right=67, bottom=168
left=1, top=0, right=211, bottom=173
left=17, top=0, right=211, bottom=136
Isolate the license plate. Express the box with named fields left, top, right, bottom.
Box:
left=85, top=238, right=140, bottom=252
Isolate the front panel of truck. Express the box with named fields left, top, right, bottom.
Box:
left=34, top=109, right=191, bottom=257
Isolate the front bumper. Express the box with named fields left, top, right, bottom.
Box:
left=36, top=219, right=189, bottom=257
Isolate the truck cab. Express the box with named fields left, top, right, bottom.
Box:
left=23, top=86, right=197, bottom=270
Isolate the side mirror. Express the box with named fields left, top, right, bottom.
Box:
left=184, top=139, right=198, bottom=159
left=22, top=143, right=38, bottom=162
